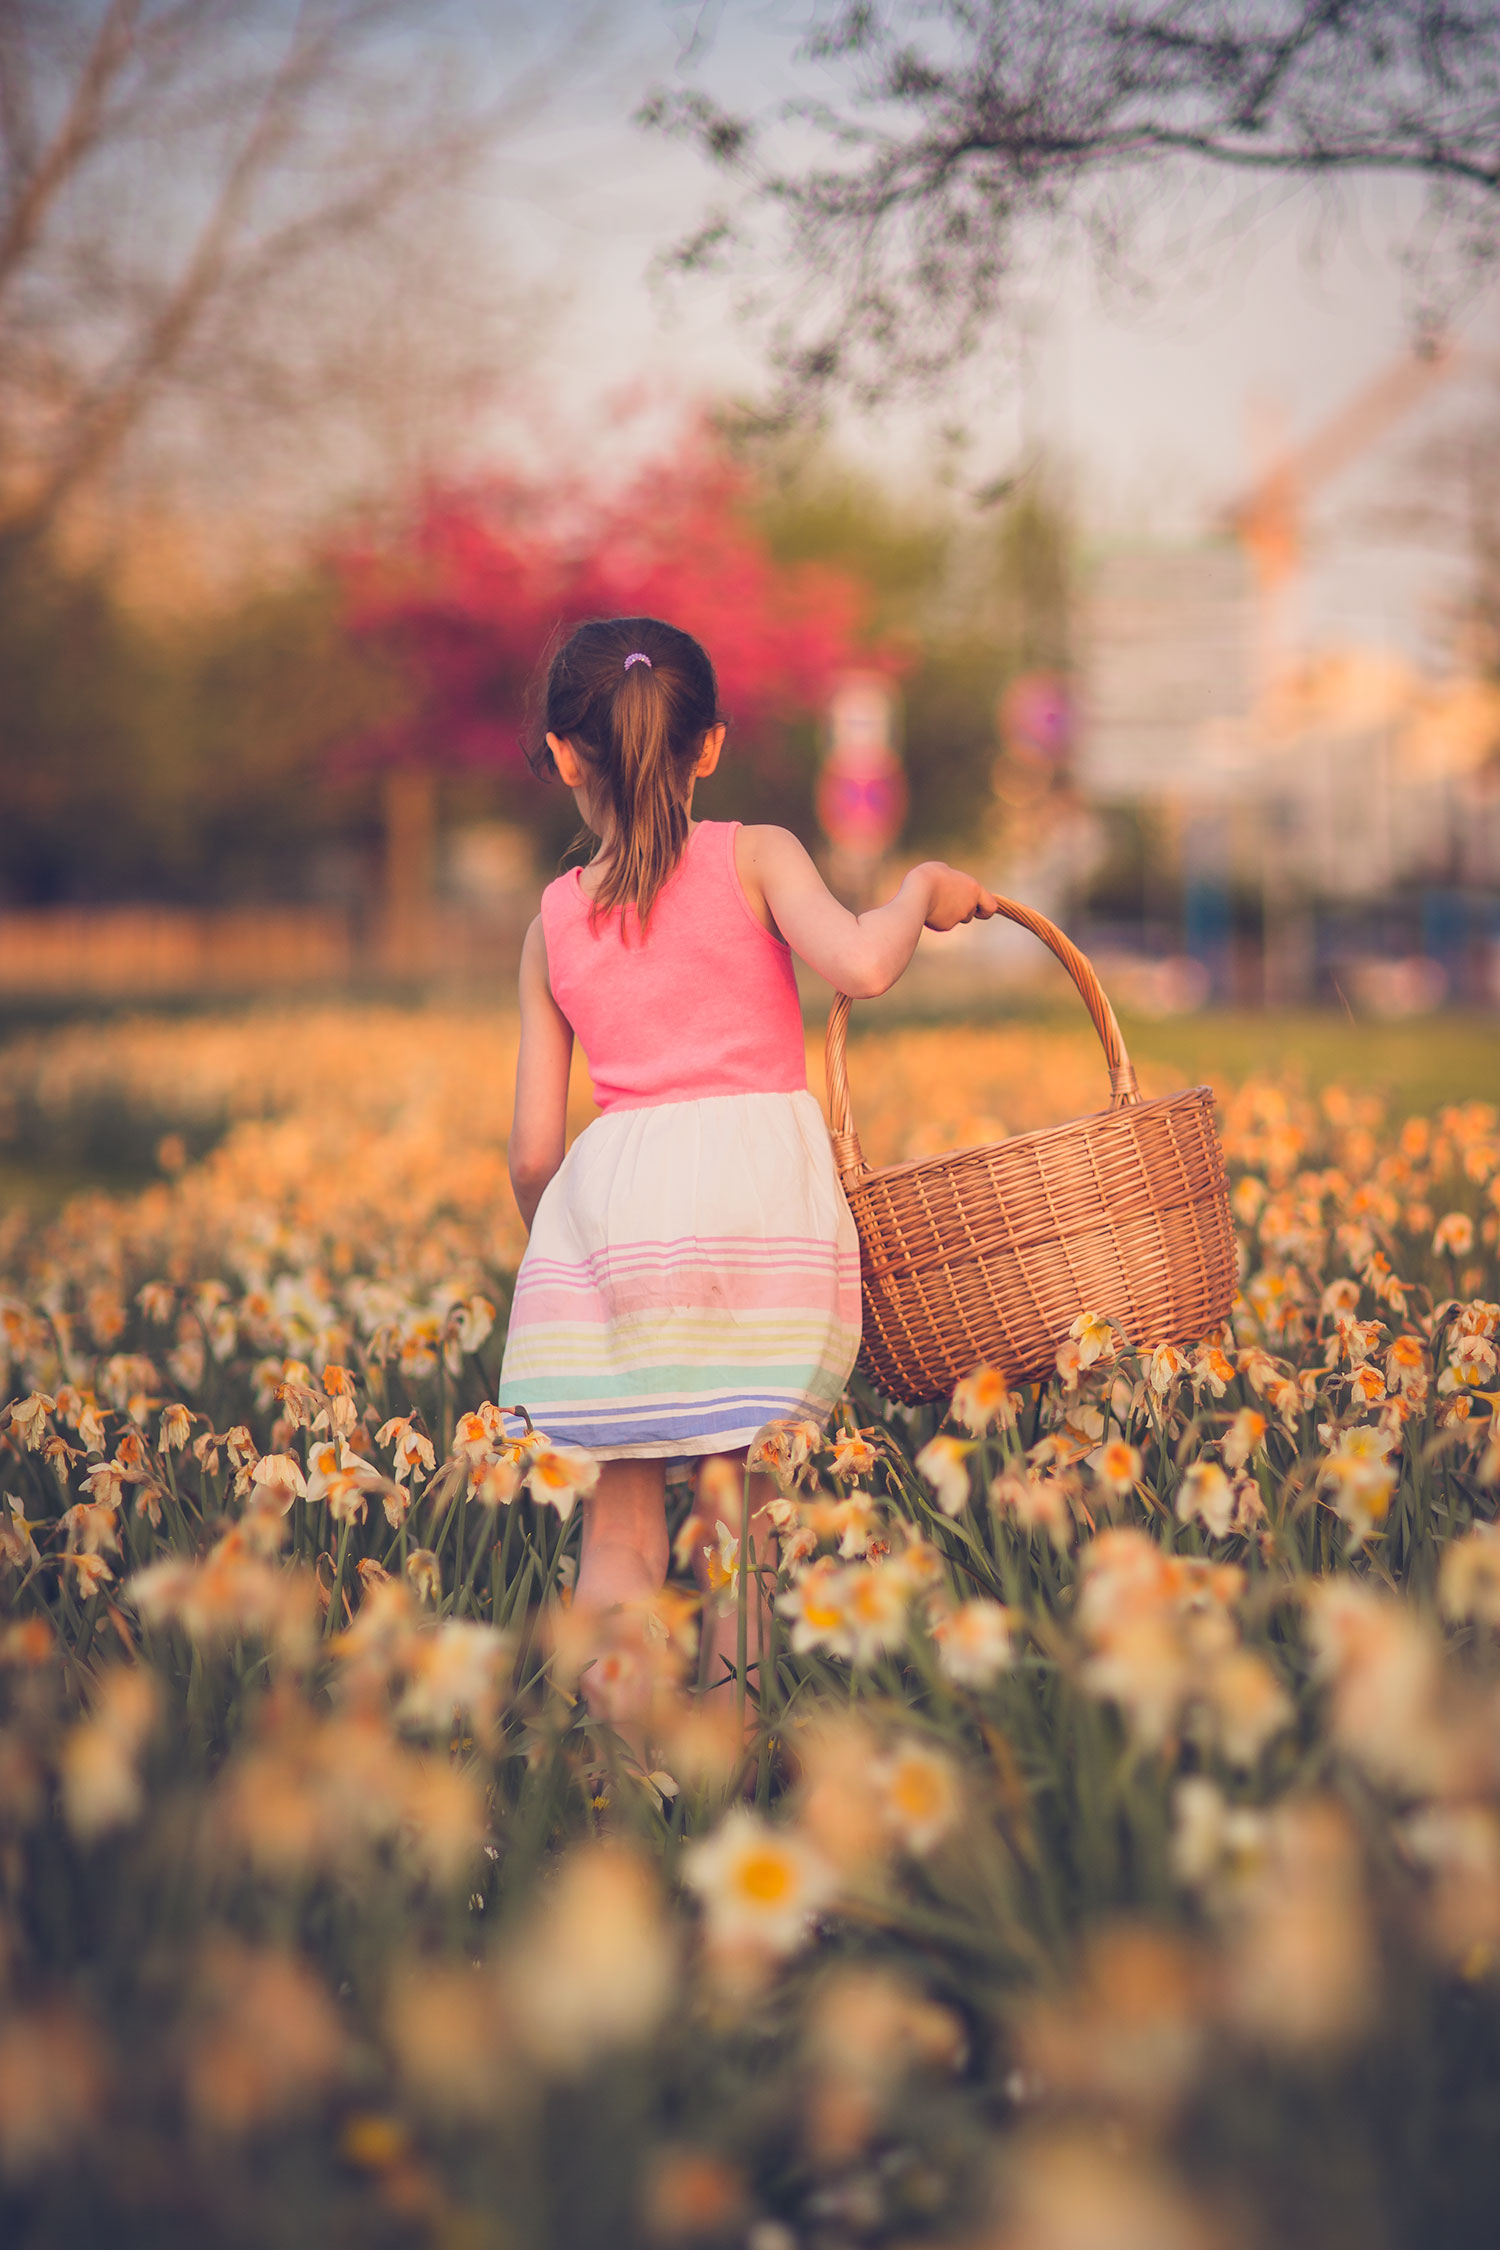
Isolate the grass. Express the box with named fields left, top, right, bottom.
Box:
left=1117, top=1009, right=1500, bottom=1115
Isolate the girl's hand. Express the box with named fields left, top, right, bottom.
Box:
left=918, top=863, right=1001, bottom=932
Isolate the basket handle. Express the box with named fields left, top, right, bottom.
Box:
left=824, top=895, right=1141, bottom=1185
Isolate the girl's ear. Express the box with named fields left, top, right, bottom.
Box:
left=548, top=732, right=587, bottom=788
left=694, top=724, right=727, bottom=780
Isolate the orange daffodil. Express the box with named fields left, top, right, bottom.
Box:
left=1094, top=1440, right=1144, bottom=1499
left=950, top=1365, right=1019, bottom=1435
left=524, top=1443, right=600, bottom=1522
left=375, top=1416, right=437, bottom=1488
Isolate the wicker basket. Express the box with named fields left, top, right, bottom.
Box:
left=825, top=898, right=1237, bottom=1406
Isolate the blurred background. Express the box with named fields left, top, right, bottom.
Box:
left=2, top=0, right=1499, bottom=1035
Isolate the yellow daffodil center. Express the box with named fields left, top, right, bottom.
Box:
left=892, top=1767, right=943, bottom=1820
left=736, top=1850, right=795, bottom=1906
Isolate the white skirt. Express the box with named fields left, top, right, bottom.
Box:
left=498, top=1090, right=862, bottom=1460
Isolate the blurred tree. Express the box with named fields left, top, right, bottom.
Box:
left=0, top=541, right=386, bottom=906
left=330, top=426, right=906, bottom=959
left=646, top=0, right=1500, bottom=409
left=0, top=546, right=164, bottom=903
left=336, top=428, right=900, bottom=908
left=740, top=432, right=1074, bottom=851
left=0, top=0, right=573, bottom=559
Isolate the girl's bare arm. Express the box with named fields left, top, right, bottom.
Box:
left=509, top=917, right=574, bottom=1231
left=735, top=827, right=999, bottom=999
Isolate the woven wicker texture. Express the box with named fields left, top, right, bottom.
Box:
left=825, top=899, right=1237, bottom=1405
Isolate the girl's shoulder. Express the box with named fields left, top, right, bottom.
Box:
left=733, top=823, right=806, bottom=867
left=733, top=824, right=815, bottom=885
left=732, top=825, right=810, bottom=936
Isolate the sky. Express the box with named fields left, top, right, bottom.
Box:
left=471, top=0, right=1500, bottom=671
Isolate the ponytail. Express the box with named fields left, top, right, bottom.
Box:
left=529, top=616, right=722, bottom=933
left=597, top=660, right=689, bottom=928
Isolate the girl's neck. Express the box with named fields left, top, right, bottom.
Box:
left=577, top=813, right=702, bottom=898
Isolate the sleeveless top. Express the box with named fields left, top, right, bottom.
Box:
left=538, top=820, right=807, bottom=1113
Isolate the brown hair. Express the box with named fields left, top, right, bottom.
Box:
left=529, top=616, right=723, bottom=931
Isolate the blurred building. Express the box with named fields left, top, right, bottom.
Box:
left=1078, top=544, right=1500, bottom=1007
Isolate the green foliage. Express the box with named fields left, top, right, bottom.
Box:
left=0, top=550, right=171, bottom=904
left=737, top=432, right=1075, bottom=853
left=0, top=545, right=387, bottom=907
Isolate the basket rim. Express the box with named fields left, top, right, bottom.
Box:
left=839, top=1082, right=1219, bottom=1197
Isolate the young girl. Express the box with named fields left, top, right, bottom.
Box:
left=499, top=615, right=997, bottom=1694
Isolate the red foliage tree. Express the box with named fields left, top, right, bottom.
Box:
left=335, top=427, right=903, bottom=776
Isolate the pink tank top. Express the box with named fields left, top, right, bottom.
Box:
left=539, top=821, right=806, bottom=1113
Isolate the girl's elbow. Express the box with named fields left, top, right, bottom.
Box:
left=840, top=948, right=900, bottom=1000
left=509, top=1149, right=558, bottom=1200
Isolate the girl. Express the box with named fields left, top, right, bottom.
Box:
left=500, top=615, right=998, bottom=1698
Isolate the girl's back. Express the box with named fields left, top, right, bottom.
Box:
left=541, top=820, right=805, bottom=1113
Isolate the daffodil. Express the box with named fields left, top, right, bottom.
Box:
left=829, top=1431, right=878, bottom=1480
left=1190, top=1343, right=1237, bottom=1397
left=702, top=1519, right=741, bottom=1614
left=1147, top=1344, right=1187, bottom=1397
left=989, top=1467, right=1073, bottom=1548
left=838, top=1560, right=910, bottom=1665
left=396, top=1619, right=511, bottom=1739
left=158, top=1402, right=193, bottom=1453
left=525, top=1443, right=601, bottom=1521
left=1318, top=1424, right=1399, bottom=1545
left=1198, top=1648, right=1294, bottom=1766
left=64, top=1552, right=114, bottom=1597
left=1175, top=1461, right=1236, bottom=1540
left=1434, top=1212, right=1476, bottom=1258
left=1069, top=1310, right=1117, bottom=1370
left=873, top=1740, right=960, bottom=1855
left=375, top=1416, right=437, bottom=1487
left=252, top=1451, right=309, bottom=1512
left=931, top=1598, right=1014, bottom=1687
left=914, top=1434, right=973, bottom=1517
left=776, top=1557, right=852, bottom=1658
left=405, top=1548, right=442, bottom=1604
left=683, top=1810, right=836, bottom=1956
left=6, top=1393, right=54, bottom=1450
left=950, top=1365, right=1018, bottom=1435
left=748, top=1419, right=822, bottom=1482
left=1220, top=1410, right=1266, bottom=1471
left=1438, top=1523, right=1500, bottom=1626
left=1094, top=1439, right=1143, bottom=1498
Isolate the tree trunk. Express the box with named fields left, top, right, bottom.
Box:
left=380, top=766, right=436, bottom=978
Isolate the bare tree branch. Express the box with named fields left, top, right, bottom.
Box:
left=644, top=0, right=1500, bottom=407
left=0, top=0, right=587, bottom=554
left=0, top=0, right=143, bottom=300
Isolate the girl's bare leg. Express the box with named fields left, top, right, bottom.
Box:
left=576, top=1459, right=668, bottom=1728
left=575, top=1458, right=670, bottom=1737
left=689, top=1450, right=779, bottom=1703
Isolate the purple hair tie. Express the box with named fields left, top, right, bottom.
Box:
left=623, top=651, right=652, bottom=670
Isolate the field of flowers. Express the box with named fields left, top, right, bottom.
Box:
left=0, top=1006, right=1498, bottom=2250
